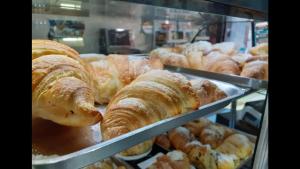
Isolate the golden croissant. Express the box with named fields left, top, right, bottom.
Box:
left=101, top=70, right=200, bottom=156
left=83, top=54, right=163, bottom=104
left=32, top=54, right=102, bottom=126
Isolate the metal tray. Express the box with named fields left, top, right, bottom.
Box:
left=115, top=122, right=256, bottom=169
left=32, top=74, right=247, bottom=169
left=165, top=65, right=268, bottom=90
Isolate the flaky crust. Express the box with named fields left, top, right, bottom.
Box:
left=216, top=134, right=253, bottom=160
left=32, top=39, right=80, bottom=60
left=190, top=79, right=227, bottom=106
left=32, top=55, right=102, bottom=126
left=240, top=60, right=268, bottom=80
left=88, top=55, right=163, bottom=104
left=101, top=70, right=200, bottom=156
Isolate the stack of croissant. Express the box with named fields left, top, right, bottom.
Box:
left=32, top=40, right=232, bottom=160
left=32, top=39, right=163, bottom=127
left=150, top=41, right=268, bottom=80
left=155, top=118, right=254, bottom=169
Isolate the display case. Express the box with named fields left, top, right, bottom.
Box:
left=32, top=0, right=268, bottom=169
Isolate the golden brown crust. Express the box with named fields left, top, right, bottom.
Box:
left=216, top=134, right=253, bottom=160
left=184, top=118, right=212, bottom=137
left=206, top=58, right=241, bottom=75
left=190, top=79, right=227, bottom=106
left=148, top=151, right=191, bottom=169
left=199, top=124, right=228, bottom=149
left=240, top=60, right=268, bottom=80
left=155, top=134, right=171, bottom=150
left=149, top=48, right=189, bottom=68
left=32, top=39, right=102, bottom=103
left=249, top=43, right=268, bottom=56
left=32, top=55, right=102, bottom=126
left=87, top=55, right=163, bottom=104
left=32, top=39, right=80, bottom=60
left=101, top=70, right=200, bottom=156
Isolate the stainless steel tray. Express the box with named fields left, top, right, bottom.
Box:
left=116, top=122, right=257, bottom=169
left=32, top=74, right=247, bottom=169
left=165, top=65, right=268, bottom=90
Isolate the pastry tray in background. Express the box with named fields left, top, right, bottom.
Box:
left=32, top=72, right=250, bottom=169
left=128, top=54, right=268, bottom=90
left=116, top=124, right=256, bottom=169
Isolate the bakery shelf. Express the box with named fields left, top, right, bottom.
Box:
left=32, top=76, right=249, bottom=169
left=165, top=65, right=268, bottom=90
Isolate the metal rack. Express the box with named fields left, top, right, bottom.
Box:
left=32, top=0, right=268, bottom=169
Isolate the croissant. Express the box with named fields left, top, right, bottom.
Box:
left=32, top=40, right=104, bottom=104
left=249, top=43, right=268, bottom=56
left=212, top=42, right=237, bottom=56
left=182, top=41, right=212, bottom=55
left=149, top=49, right=189, bottom=68
left=101, top=70, right=200, bottom=156
left=240, top=60, right=268, bottom=80
left=205, top=58, right=241, bottom=75
left=190, top=79, right=227, bottom=106
left=87, top=54, right=163, bottom=103
left=32, top=39, right=80, bottom=60
left=32, top=55, right=102, bottom=126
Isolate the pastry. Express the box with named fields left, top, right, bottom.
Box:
left=101, top=70, right=200, bottom=156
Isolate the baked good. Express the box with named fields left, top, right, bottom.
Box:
left=182, top=41, right=213, bottom=55
left=185, top=50, right=204, bottom=70
left=148, top=150, right=191, bottom=169
left=101, top=70, right=200, bottom=156
left=199, top=124, right=233, bottom=149
left=188, top=145, right=237, bottom=169
left=216, top=134, right=254, bottom=160
left=249, top=43, right=268, bottom=56
left=230, top=53, right=253, bottom=67
left=190, top=79, right=227, bottom=106
left=206, top=58, right=241, bottom=75
left=89, top=54, right=163, bottom=103
left=32, top=39, right=80, bottom=60
left=184, top=118, right=211, bottom=137
left=212, top=42, right=236, bottom=55
left=155, top=134, right=171, bottom=150
left=83, top=158, right=114, bottom=169
left=240, top=60, right=268, bottom=80
left=168, top=127, right=195, bottom=152
left=32, top=54, right=102, bottom=127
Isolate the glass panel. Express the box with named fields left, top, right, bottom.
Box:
left=32, top=0, right=255, bottom=54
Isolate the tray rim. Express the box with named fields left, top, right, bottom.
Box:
left=32, top=75, right=250, bottom=169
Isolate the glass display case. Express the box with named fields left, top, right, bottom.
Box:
left=32, top=0, right=268, bottom=169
